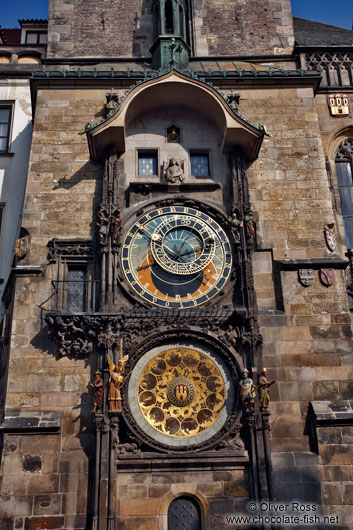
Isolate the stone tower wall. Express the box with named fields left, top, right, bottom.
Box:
left=47, top=0, right=295, bottom=58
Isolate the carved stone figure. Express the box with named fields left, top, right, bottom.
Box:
left=324, top=223, right=336, bottom=252
left=107, top=351, right=129, bottom=413
left=105, top=92, right=119, bottom=118
left=239, top=368, right=255, bottom=410
left=257, top=368, right=275, bottom=410
left=97, top=209, right=110, bottom=244
left=244, top=210, right=255, bottom=241
left=111, top=211, right=122, bottom=244
left=163, top=158, right=185, bottom=183
left=89, top=371, right=104, bottom=413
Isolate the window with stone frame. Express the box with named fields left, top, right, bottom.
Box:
left=47, top=240, right=97, bottom=313
left=190, top=151, right=210, bottom=177
left=0, top=104, right=13, bottom=154
left=138, top=150, right=158, bottom=176
left=335, top=138, right=353, bottom=249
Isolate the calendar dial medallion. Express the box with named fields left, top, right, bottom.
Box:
left=137, top=348, right=225, bottom=438
left=121, top=206, right=232, bottom=308
left=126, top=341, right=236, bottom=450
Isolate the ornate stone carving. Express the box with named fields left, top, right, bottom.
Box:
left=105, top=92, right=119, bottom=118
left=45, top=315, right=95, bottom=356
left=47, top=239, right=94, bottom=264
left=45, top=309, right=256, bottom=364
left=163, top=158, right=185, bottom=183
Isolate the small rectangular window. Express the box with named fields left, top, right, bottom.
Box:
left=25, top=31, right=47, bottom=44
left=190, top=152, right=209, bottom=177
left=0, top=106, right=12, bottom=153
left=67, top=265, right=87, bottom=312
left=138, top=151, right=158, bottom=176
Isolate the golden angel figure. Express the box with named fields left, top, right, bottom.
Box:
left=107, top=352, right=129, bottom=413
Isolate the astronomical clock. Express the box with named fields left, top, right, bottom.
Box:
left=120, top=204, right=233, bottom=309
left=116, top=199, right=243, bottom=452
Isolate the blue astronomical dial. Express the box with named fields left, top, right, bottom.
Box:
left=121, top=206, right=233, bottom=309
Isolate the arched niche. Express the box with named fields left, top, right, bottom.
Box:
left=86, top=71, right=265, bottom=163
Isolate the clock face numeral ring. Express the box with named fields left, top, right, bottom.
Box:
left=151, top=215, right=216, bottom=275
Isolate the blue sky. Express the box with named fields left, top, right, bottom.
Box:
left=0, top=0, right=352, bottom=29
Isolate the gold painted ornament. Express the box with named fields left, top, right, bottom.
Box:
left=137, top=347, right=226, bottom=438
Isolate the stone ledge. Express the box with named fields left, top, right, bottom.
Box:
left=275, top=257, right=348, bottom=270
left=310, top=400, right=353, bottom=426
left=0, top=411, right=62, bottom=433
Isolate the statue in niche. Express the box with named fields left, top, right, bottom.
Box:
left=163, top=158, right=185, bottom=183
left=257, top=368, right=275, bottom=410
left=239, top=368, right=255, bottom=411
left=107, top=342, right=129, bottom=413
left=111, top=211, right=122, bottom=245
left=229, top=209, right=242, bottom=244
left=167, top=125, right=180, bottom=143
left=89, top=371, right=104, bottom=413
left=244, top=210, right=255, bottom=241
left=97, top=208, right=121, bottom=245
left=97, top=209, right=109, bottom=244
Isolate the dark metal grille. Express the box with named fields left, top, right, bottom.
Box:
left=168, top=497, right=201, bottom=530
left=67, top=267, right=87, bottom=312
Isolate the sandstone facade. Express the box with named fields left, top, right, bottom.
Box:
left=0, top=2, right=353, bottom=530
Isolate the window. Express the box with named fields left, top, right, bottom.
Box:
left=0, top=205, right=3, bottom=242
left=0, top=105, right=12, bottom=153
left=138, top=151, right=158, bottom=176
left=190, top=152, right=210, bottom=177
left=25, top=31, right=47, bottom=44
left=165, top=0, right=174, bottom=34
left=335, top=138, right=353, bottom=248
left=67, top=265, right=88, bottom=312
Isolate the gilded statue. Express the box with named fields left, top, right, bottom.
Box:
left=107, top=352, right=129, bottom=413
left=257, top=368, right=275, bottom=410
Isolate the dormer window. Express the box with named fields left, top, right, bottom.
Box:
left=25, top=31, right=47, bottom=44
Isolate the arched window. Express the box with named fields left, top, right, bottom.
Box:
left=168, top=496, right=202, bottom=530
left=335, top=138, right=353, bottom=248
left=179, top=4, right=185, bottom=39
left=153, top=4, right=160, bottom=39
left=165, top=0, right=174, bottom=34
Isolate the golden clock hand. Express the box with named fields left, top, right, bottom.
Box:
left=137, top=256, right=156, bottom=271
